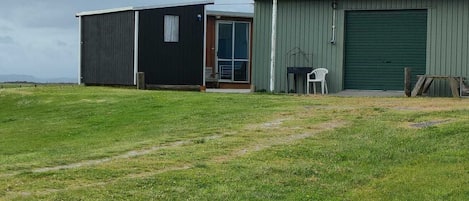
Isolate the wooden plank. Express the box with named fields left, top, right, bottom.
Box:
left=146, top=84, right=200, bottom=91
left=421, top=77, right=434, bottom=94
left=424, top=75, right=450, bottom=79
left=449, top=77, right=460, bottom=97
left=137, top=72, right=145, bottom=90
left=411, top=75, right=426, bottom=96
left=205, top=16, right=216, bottom=68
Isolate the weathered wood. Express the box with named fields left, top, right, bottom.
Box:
left=418, top=75, right=451, bottom=79
left=449, top=77, right=460, bottom=97
left=404, top=67, right=411, bottom=97
left=200, top=85, right=206, bottom=92
left=145, top=84, right=200, bottom=91
left=412, top=75, right=462, bottom=97
left=411, top=75, right=426, bottom=97
left=137, top=72, right=145, bottom=90
left=421, top=78, right=434, bottom=94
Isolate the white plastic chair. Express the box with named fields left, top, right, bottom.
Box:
left=307, top=68, right=328, bottom=94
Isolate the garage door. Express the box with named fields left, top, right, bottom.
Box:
left=344, top=10, right=427, bottom=90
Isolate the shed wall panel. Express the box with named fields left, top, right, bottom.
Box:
left=252, top=0, right=273, bottom=91
left=81, top=11, right=135, bottom=85
left=254, top=0, right=342, bottom=93
left=427, top=0, right=469, bottom=95
left=253, top=0, right=469, bottom=96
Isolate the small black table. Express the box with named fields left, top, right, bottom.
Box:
left=287, top=67, right=313, bottom=94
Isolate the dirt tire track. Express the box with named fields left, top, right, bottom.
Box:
left=4, top=119, right=347, bottom=199
left=213, top=120, right=347, bottom=163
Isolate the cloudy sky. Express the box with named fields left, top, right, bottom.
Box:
left=0, top=0, right=253, bottom=81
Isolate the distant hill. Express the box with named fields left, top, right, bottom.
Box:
left=0, top=74, right=76, bottom=83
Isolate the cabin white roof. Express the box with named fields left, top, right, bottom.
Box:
left=76, top=0, right=253, bottom=18
left=206, top=4, right=253, bottom=18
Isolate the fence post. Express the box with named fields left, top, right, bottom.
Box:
left=137, top=72, right=145, bottom=90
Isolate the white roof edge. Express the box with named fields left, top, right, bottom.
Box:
left=76, top=0, right=215, bottom=17
left=134, top=0, right=214, bottom=11
left=76, top=7, right=134, bottom=17
left=206, top=10, right=253, bottom=18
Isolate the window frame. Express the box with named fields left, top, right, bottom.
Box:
left=164, top=15, right=179, bottom=43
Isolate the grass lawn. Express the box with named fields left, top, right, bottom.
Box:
left=0, top=85, right=468, bottom=200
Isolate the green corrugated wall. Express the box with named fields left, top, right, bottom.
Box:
left=253, top=0, right=469, bottom=95
left=344, top=10, right=427, bottom=90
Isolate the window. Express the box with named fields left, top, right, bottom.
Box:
left=164, top=15, right=179, bottom=42
left=216, top=21, right=250, bottom=82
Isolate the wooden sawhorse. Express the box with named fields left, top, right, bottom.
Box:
left=411, top=75, right=461, bottom=97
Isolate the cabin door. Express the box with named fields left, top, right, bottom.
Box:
left=216, top=21, right=250, bottom=82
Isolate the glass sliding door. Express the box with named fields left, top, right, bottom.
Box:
left=216, top=21, right=250, bottom=82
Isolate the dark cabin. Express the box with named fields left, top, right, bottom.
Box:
left=77, top=1, right=211, bottom=88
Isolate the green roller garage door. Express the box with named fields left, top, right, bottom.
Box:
left=344, top=10, right=427, bottom=90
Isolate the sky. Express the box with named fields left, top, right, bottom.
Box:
left=0, top=0, right=253, bottom=81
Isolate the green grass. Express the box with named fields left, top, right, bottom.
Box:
left=0, top=85, right=468, bottom=200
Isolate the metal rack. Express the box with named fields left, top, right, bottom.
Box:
left=285, top=47, right=313, bottom=68
left=285, top=47, right=313, bottom=93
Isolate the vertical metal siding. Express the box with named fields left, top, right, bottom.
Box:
left=252, top=0, right=272, bottom=91
left=253, top=0, right=469, bottom=95
left=81, top=11, right=135, bottom=85
left=427, top=0, right=469, bottom=95
left=253, top=0, right=342, bottom=92
left=254, top=0, right=341, bottom=92
left=138, top=5, right=205, bottom=85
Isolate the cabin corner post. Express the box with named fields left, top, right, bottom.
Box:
left=78, top=16, right=82, bottom=85
left=203, top=5, right=208, bottom=87
left=133, top=11, right=140, bottom=85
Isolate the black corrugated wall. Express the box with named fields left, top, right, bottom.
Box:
left=81, top=11, right=135, bottom=85
left=138, top=5, right=205, bottom=85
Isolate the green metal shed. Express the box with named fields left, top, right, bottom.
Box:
left=252, top=0, right=469, bottom=96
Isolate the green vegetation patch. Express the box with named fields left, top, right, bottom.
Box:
left=0, top=86, right=468, bottom=200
